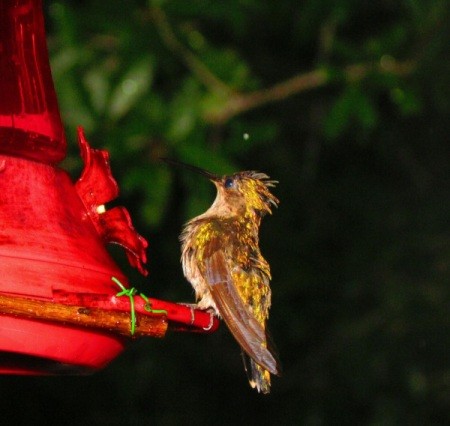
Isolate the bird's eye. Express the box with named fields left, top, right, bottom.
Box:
left=224, top=178, right=234, bottom=189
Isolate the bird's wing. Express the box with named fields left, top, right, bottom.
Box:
left=204, top=248, right=280, bottom=375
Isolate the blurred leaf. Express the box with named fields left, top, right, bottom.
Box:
left=50, top=47, right=86, bottom=78
left=391, top=86, right=423, bottom=116
left=83, top=65, right=111, bottom=114
left=202, top=46, right=255, bottom=89
left=123, top=166, right=172, bottom=227
left=354, top=91, right=378, bottom=130
left=200, top=91, right=232, bottom=122
left=48, top=1, right=78, bottom=46
left=166, top=78, right=202, bottom=142
left=324, top=85, right=378, bottom=139
left=177, top=144, right=237, bottom=174
left=323, top=87, right=355, bottom=139
left=55, top=74, right=96, bottom=132
left=108, top=55, right=154, bottom=121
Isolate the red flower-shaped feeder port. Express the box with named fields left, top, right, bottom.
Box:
left=0, top=0, right=218, bottom=375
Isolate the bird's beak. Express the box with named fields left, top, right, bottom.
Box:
left=161, top=158, right=221, bottom=182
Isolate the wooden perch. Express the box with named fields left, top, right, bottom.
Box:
left=52, top=289, right=220, bottom=333
left=0, top=293, right=168, bottom=338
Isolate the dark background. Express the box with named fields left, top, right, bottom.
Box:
left=2, top=0, right=450, bottom=424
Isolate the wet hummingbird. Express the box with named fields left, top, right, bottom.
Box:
left=163, top=158, right=281, bottom=393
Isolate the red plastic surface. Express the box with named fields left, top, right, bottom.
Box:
left=75, top=127, right=148, bottom=276
left=0, top=0, right=127, bottom=374
left=0, top=0, right=66, bottom=163
left=0, top=316, right=125, bottom=375
left=0, top=153, right=129, bottom=374
left=0, top=0, right=218, bottom=375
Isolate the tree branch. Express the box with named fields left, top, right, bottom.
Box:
left=0, top=293, right=168, bottom=338
left=151, top=7, right=416, bottom=125
left=205, top=59, right=416, bottom=124
left=151, top=7, right=231, bottom=95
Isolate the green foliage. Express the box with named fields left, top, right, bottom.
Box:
left=324, top=84, right=378, bottom=140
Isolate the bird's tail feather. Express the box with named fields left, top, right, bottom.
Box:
left=242, top=352, right=271, bottom=394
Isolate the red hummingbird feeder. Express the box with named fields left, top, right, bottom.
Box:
left=0, top=0, right=218, bottom=375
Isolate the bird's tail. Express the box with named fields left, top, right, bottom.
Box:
left=242, top=352, right=271, bottom=394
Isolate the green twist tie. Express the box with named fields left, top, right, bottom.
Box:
left=112, top=277, right=167, bottom=336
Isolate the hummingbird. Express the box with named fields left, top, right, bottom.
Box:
left=163, top=158, right=281, bottom=394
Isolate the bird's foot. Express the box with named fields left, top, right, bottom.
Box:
left=179, top=303, right=197, bottom=324
left=179, top=303, right=216, bottom=330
